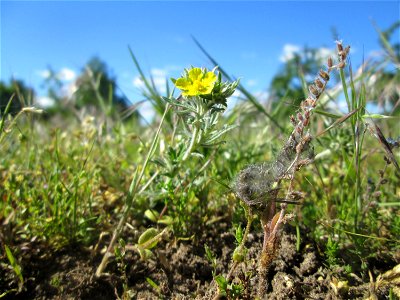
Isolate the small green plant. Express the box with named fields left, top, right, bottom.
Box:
left=3, top=244, right=23, bottom=292
left=96, top=65, right=239, bottom=276
left=145, top=277, right=162, bottom=297
left=205, top=245, right=244, bottom=299
left=325, top=236, right=340, bottom=267
left=114, top=238, right=134, bottom=300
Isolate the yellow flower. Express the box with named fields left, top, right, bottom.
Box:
left=174, top=67, right=217, bottom=96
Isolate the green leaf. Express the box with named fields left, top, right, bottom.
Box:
left=235, top=224, right=243, bottom=244
left=138, top=248, right=154, bottom=260
left=232, top=247, right=245, bottom=263
left=314, top=109, right=343, bottom=119
left=157, top=215, right=174, bottom=225
left=146, top=277, right=161, bottom=293
left=4, top=245, right=23, bottom=290
left=215, top=275, right=228, bottom=292
left=361, top=114, right=397, bottom=120
left=204, top=244, right=214, bottom=263
left=144, top=209, right=159, bottom=222
left=138, top=228, right=158, bottom=249
left=203, top=124, right=237, bottom=144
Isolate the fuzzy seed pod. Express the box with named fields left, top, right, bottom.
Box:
left=327, top=57, right=333, bottom=68
left=319, top=70, right=330, bottom=81
left=338, top=46, right=350, bottom=61
left=290, top=115, right=296, bottom=125
left=336, top=41, right=343, bottom=52
left=297, top=112, right=303, bottom=121
left=309, top=85, right=319, bottom=96
left=312, top=99, right=317, bottom=107
left=296, top=126, right=303, bottom=134
left=301, top=98, right=312, bottom=110
left=303, top=118, right=310, bottom=127
left=315, top=78, right=324, bottom=89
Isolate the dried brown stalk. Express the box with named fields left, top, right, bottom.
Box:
left=234, top=41, right=350, bottom=298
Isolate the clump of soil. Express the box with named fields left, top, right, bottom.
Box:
left=1, top=222, right=397, bottom=299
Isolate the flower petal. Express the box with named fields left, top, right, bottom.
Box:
left=188, top=68, right=203, bottom=81
left=203, top=71, right=217, bottom=84
left=174, top=78, right=190, bottom=90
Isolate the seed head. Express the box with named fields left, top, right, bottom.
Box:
left=315, top=78, right=324, bottom=89
left=319, top=70, right=330, bottom=82
left=336, top=40, right=343, bottom=52
left=327, top=57, right=333, bottom=68
left=308, top=85, right=319, bottom=97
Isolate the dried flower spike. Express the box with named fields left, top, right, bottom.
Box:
left=327, top=57, right=333, bottom=68
left=315, top=78, right=324, bottom=89
left=290, top=115, right=296, bottom=125
left=336, top=40, right=344, bottom=52
left=319, top=69, right=330, bottom=81
left=297, top=112, right=303, bottom=121
left=337, top=61, right=346, bottom=69
left=309, top=85, right=319, bottom=97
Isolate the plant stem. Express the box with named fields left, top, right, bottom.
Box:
left=239, top=209, right=253, bottom=253
left=182, top=122, right=199, bottom=161
left=95, top=105, right=170, bottom=277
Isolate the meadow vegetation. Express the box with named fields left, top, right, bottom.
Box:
left=1, top=24, right=399, bottom=299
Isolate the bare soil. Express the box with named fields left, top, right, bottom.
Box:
left=1, top=222, right=397, bottom=299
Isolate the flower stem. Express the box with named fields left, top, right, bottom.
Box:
left=182, top=122, right=199, bottom=161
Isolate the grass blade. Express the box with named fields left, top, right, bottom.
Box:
left=4, top=244, right=23, bottom=291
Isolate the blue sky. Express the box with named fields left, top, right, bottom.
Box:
left=1, top=1, right=399, bottom=110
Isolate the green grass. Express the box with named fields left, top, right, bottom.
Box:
left=1, top=35, right=399, bottom=298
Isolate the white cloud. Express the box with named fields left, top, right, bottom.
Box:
left=152, top=77, right=168, bottom=94
left=253, top=90, right=270, bottom=103
left=138, top=100, right=155, bottom=123
left=36, top=67, right=76, bottom=82
left=280, top=44, right=336, bottom=63
left=35, top=96, right=55, bottom=108
left=37, top=69, right=51, bottom=79
left=57, top=68, right=76, bottom=81
left=61, top=81, right=78, bottom=98
left=280, top=44, right=301, bottom=62
left=150, top=68, right=167, bottom=77
left=246, top=79, right=258, bottom=87
left=133, top=77, right=145, bottom=89
left=315, top=47, right=334, bottom=61
left=132, top=67, right=171, bottom=94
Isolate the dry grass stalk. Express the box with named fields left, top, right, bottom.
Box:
left=234, top=41, right=350, bottom=298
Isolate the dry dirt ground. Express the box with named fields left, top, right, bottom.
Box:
left=1, top=222, right=397, bottom=299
